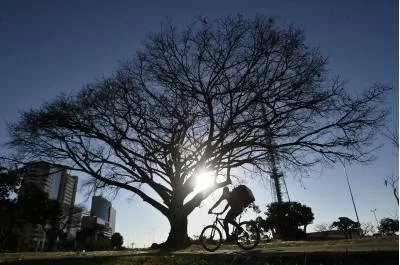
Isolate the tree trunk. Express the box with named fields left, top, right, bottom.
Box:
left=163, top=214, right=190, bottom=250
left=46, top=228, right=58, bottom=251
left=0, top=223, right=14, bottom=250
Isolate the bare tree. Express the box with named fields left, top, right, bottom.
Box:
left=313, top=223, right=330, bottom=232
left=381, top=125, right=399, bottom=150
left=6, top=15, right=391, bottom=249
left=381, top=123, right=398, bottom=205
left=47, top=204, right=83, bottom=251
left=384, top=174, right=399, bottom=205
left=360, top=222, right=376, bottom=236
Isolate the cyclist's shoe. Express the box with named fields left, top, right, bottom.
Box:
left=224, top=235, right=236, bottom=243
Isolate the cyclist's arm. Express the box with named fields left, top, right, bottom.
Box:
left=219, top=203, right=229, bottom=214
left=208, top=194, right=226, bottom=213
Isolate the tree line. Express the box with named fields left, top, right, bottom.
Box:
left=251, top=202, right=398, bottom=242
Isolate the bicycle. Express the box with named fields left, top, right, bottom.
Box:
left=199, top=213, right=260, bottom=252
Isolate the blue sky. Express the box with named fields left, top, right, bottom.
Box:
left=0, top=0, right=398, bottom=247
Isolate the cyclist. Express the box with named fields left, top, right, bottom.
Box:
left=208, top=186, right=244, bottom=242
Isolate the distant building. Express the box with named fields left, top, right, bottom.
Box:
left=90, top=196, right=112, bottom=222
left=90, top=196, right=116, bottom=235
left=19, top=161, right=79, bottom=251
left=80, top=196, right=116, bottom=240
left=109, top=207, right=116, bottom=234
left=22, top=161, right=78, bottom=206
left=77, top=196, right=116, bottom=250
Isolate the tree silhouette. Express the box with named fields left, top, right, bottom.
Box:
left=46, top=204, right=83, bottom=251
left=381, top=123, right=398, bottom=205
left=7, top=15, right=391, bottom=249
left=330, top=217, right=360, bottom=239
left=262, top=201, right=314, bottom=240
left=110, top=232, right=124, bottom=249
left=384, top=174, right=399, bottom=205
left=378, top=218, right=399, bottom=236
left=0, top=166, right=21, bottom=249
left=0, top=166, right=20, bottom=201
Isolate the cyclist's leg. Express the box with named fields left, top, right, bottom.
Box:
left=223, top=210, right=232, bottom=238
left=224, top=206, right=242, bottom=237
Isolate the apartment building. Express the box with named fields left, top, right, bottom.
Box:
left=20, top=161, right=79, bottom=250
left=22, top=161, right=78, bottom=206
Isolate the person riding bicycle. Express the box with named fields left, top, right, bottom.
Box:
left=208, top=186, right=252, bottom=242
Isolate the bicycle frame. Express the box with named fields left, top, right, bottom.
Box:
left=201, top=213, right=260, bottom=251
left=211, top=215, right=225, bottom=229
left=210, top=213, right=242, bottom=238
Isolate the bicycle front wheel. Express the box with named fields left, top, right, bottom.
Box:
left=236, top=221, right=260, bottom=250
left=200, top=225, right=222, bottom=252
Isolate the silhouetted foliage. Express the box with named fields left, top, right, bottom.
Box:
left=45, top=204, right=83, bottom=251
left=0, top=166, right=76, bottom=251
left=330, top=217, right=360, bottom=239
left=0, top=166, right=20, bottom=201
left=110, top=232, right=124, bottom=249
left=254, top=216, right=272, bottom=241
left=18, top=183, right=60, bottom=227
left=378, top=218, right=399, bottom=236
left=7, top=15, right=391, bottom=249
left=0, top=166, right=21, bottom=249
left=259, top=201, right=314, bottom=240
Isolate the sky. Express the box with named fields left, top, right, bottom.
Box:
left=0, top=0, right=398, bottom=248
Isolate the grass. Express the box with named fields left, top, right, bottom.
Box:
left=0, top=237, right=398, bottom=265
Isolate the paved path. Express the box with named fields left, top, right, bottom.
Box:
left=175, top=238, right=398, bottom=255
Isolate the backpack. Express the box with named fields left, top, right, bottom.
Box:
left=231, top=185, right=255, bottom=207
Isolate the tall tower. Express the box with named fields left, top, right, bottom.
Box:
left=266, top=139, right=290, bottom=203
left=262, top=105, right=290, bottom=204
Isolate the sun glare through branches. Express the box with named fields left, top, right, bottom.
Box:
left=194, top=169, right=215, bottom=192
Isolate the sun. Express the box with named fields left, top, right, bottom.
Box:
left=194, top=170, right=215, bottom=192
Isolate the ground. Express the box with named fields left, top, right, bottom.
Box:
left=0, top=236, right=398, bottom=265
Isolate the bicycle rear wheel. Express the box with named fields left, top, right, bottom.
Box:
left=200, top=225, right=222, bottom=252
left=236, top=221, right=260, bottom=250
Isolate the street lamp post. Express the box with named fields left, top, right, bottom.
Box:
left=339, top=159, right=361, bottom=234
left=370, top=209, right=379, bottom=226
left=370, top=208, right=380, bottom=235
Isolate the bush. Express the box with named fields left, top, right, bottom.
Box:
left=261, top=202, right=314, bottom=240
left=111, top=232, right=124, bottom=249
left=379, top=218, right=399, bottom=236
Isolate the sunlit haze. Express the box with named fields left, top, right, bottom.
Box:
left=194, top=170, right=215, bottom=193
